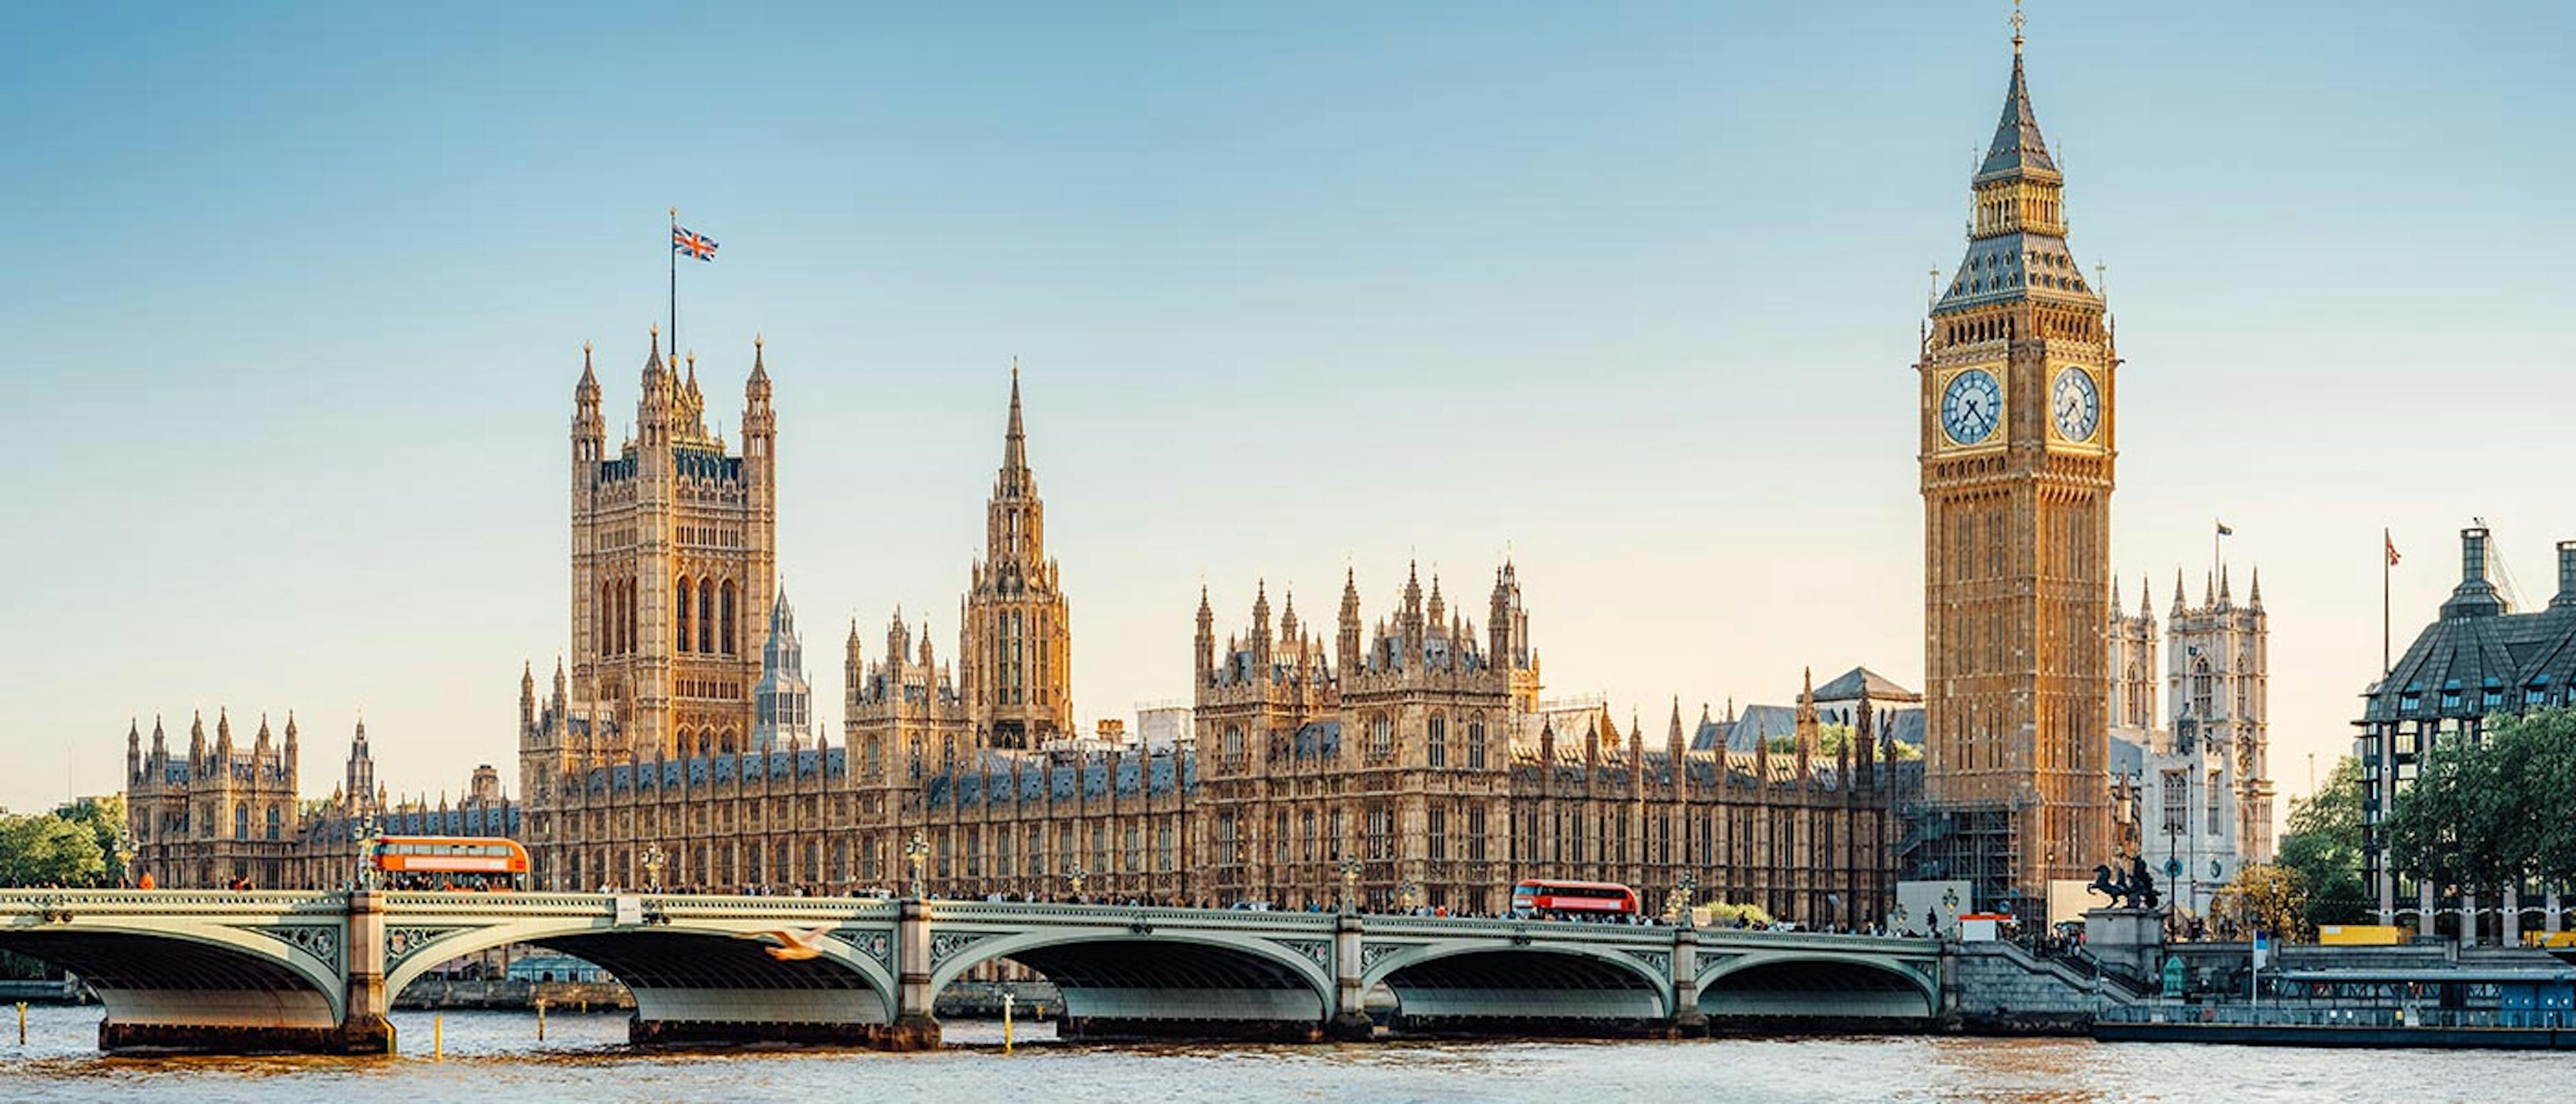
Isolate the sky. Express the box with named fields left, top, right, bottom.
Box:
left=2, top=3, right=2571, bottom=818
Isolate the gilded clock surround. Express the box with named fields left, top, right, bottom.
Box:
left=2047, top=365, right=2103, bottom=447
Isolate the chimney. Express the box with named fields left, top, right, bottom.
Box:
left=2441, top=525, right=2507, bottom=618
left=2554, top=541, right=2576, bottom=610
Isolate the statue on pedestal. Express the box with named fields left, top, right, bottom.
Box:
left=2086, top=855, right=2164, bottom=910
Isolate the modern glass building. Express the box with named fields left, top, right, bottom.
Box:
left=2357, top=527, right=2576, bottom=942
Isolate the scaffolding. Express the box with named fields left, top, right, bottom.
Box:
left=1898, top=798, right=2027, bottom=916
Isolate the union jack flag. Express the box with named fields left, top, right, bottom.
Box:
left=672, top=225, right=718, bottom=262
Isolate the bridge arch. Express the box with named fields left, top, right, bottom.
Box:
left=1361, top=940, right=1671, bottom=1027
left=0, top=921, right=348, bottom=1030
left=384, top=918, right=899, bottom=1026
left=1696, top=950, right=1937, bottom=1019
left=926, top=925, right=1334, bottom=1036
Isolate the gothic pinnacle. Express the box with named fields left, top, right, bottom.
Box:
left=1003, top=360, right=1027, bottom=472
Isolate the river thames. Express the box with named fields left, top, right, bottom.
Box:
left=0, top=1005, right=2556, bottom=1103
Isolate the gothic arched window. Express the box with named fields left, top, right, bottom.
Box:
left=676, top=578, right=694, bottom=653
left=720, top=580, right=737, bottom=655
left=698, top=577, right=715, bottom=655
left=1428, top=714, right=1448, bottom=768
left=1467, top=715, right=1489, bottom=769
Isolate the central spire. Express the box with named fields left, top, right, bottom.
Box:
left=1981, top=34, right=2056, bottom=180
left=1003, top=357, right=1027, bottom=476
left=1933, top=23, right=2094, bottom=315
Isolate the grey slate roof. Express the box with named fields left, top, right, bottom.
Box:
left=1811, top=666, right=1922, bottom=703
left=2364, top=579, right=2576, bottom=724
left=1978, top=52, right=2057, bottom=179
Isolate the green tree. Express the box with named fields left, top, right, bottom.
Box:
left=2214, top=862, right=2310, bottom=942
left=2277, top=755, right=2370, bottom=929
left=0, top=812, right=108, bottom=887
left=2383, top=729, right=2475, bottom=898
left=2383, top=708, right=2576, bottom=909
left=2503, top=710, right=2576, bottom=886
left=50, top=795, right=127, bottom=885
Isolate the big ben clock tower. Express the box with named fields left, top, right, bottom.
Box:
left=1918, top=15, right=2114, bottom=910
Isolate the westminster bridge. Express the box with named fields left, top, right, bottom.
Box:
left=0, top=890, right=1941, bottom=1054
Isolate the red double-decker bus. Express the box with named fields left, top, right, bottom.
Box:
left=1510, top=879, right=1640, bottom=918
left=372, top=836, right=529, bottom=891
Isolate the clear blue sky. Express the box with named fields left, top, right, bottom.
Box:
left=3, top=3, right=2570, bottom=814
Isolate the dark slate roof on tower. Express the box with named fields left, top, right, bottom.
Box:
left=1979, top=50, right=2058, bottom=180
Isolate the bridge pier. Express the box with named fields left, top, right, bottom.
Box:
left=1665, top=926, right=1708, bottom=1038
left=882, top=898, right=943, bottom=1052
left=338, top=889, right=396, bottom=1054
left=1324, top=913, right=1373, bottom=1040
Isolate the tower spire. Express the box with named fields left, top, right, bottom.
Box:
left=1004, top=357, right=1026, bottom=474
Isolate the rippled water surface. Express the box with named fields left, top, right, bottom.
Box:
left=0, top=1005, right=2559, bottom=1103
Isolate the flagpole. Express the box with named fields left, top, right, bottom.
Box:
left=2383, top=528, right=2394, bottom=676
left=668, top=207, right=679, bottom=364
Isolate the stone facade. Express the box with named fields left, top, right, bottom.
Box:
left=125, top=710, right=301, bottom=889
left=512, top=354, right=1913, bottom=921
left=1189, top=573, right=1909, bottom=920
left=568, top=331, right=777, bottom=761
left=127, top=710, right=518, bottom=891
left=2110, top=567, right=2273, bottom=915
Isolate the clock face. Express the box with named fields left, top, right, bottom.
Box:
left=1940, top=368, right=2002, bottom=445
left=2051, top=367, right=2100, bottom=442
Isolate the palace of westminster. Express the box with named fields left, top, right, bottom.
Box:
left=121, top=28, right=2277, bottom=924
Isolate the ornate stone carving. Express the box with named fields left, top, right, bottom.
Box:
left=929, top=930, right=996, bottom=970
left=1358, top=942, right=1407, bottom=973
left=831, top=928, right=894, bottom=971
left=247, top=924, right=342, bottom=973
left=1619, top=948, right=1671, bottom=978
left=384, top=926, right=469, bottom=971
left=1269, top=938, right=1330, bottom=972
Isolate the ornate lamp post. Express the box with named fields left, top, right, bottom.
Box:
left=1339, top=859, right=1362, bottom=915
left=112, top=829, right=137, bottom=889
left=1673, top=872, right=1699, bottom=926
left=1067, top=863, right=1088, bottom=901
left=355, top=814, right=382, bottom=891
left=904, top=831, right=930, bottom=901
left=642, top=843, right=667, bottom=893
left=1399, top=879, right=1419, bottom=914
